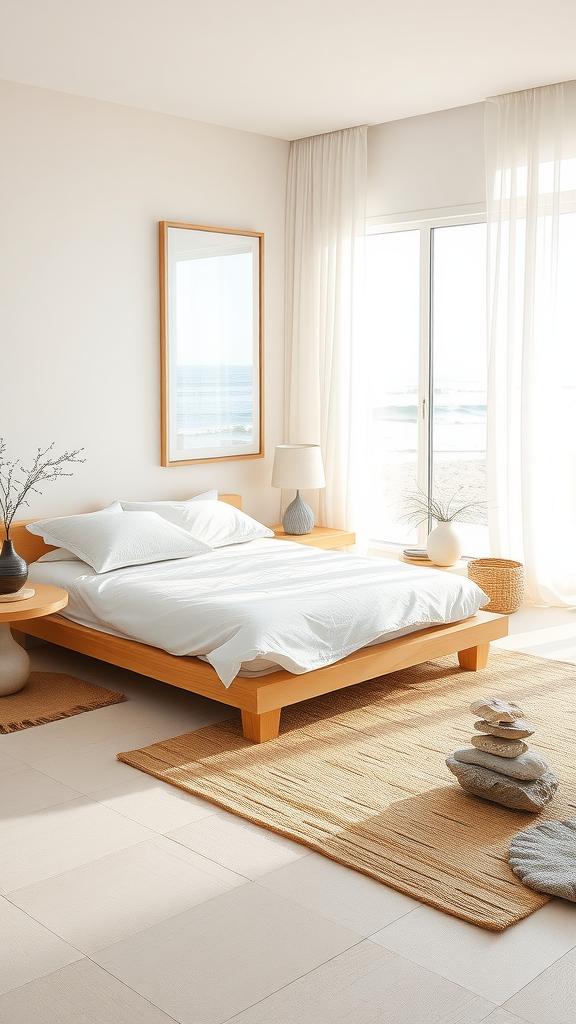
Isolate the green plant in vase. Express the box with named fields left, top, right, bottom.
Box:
left=0, top=440, right=84, bottom=595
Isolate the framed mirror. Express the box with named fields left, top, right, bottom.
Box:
left=160, top=221, right=264, bottom=465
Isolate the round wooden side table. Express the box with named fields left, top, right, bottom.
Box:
left=0, top=584, right=68, bottom=697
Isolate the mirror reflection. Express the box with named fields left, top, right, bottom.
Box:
left=160, top=223, right=263, bottom=465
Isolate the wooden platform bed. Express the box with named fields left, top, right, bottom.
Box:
left=11, top=496, right=509, bottom=743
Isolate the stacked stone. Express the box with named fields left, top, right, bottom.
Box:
left=446, top=697, right=559, bottom=812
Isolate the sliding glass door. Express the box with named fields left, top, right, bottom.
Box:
left=431, top=222, right=488, bottom=555
left=365, top=229, right=420, bottom=546
left=366, top=215, right=489, bottom=555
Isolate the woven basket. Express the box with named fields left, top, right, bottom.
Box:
left=467, top=558, right=525, bottom=614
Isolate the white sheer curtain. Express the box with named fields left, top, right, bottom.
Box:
left=284, top=126, right=367, bottom=532
left=486, top=81, right=576, bottom=605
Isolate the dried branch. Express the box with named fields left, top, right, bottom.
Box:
left=0, top=439, right=85, bottom=539
left=399, top=486, right=489, bottom=527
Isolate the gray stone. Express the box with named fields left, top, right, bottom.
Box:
left=446, top=756, right=559, bottom=812
left=453, top=746, right=548, bottom=780
left=509, top=819, right=576, bottom=901
left=471, top=734, right=528, bottom=758
left=474, top=719, right=535, bottom=740
left=469, top=697, right=525, bottom=723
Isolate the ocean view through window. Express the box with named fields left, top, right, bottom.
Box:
left=365, top=229, right=420, bottom=547
left=366, top=214, right=489, bottom=555
left=432, top=222, right=488, bottom=556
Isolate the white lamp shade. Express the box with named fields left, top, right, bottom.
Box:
left=271, top=445, right=326, bottom=490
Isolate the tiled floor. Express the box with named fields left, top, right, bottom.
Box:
left=1, top=604, right=575, bottom=1023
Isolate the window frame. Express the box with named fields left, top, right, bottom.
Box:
left=365, top=203, right=487, bottom=551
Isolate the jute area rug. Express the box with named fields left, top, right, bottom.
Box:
left=0, top=673, right=126, bottom=733
left=118, top=649, right=576, bottom=931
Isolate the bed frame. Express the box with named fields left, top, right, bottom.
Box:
left=11, top=496, right=508, bottom=742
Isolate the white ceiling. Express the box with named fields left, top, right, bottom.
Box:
left=1, top=0, right=575, bottom=140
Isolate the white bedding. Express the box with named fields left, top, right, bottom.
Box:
left=28, top=539, right=487, bottom=687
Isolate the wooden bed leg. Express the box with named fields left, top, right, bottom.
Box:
left=458, top=643, right=490, bottom=671
left=241, top=709, right=281, bottom=743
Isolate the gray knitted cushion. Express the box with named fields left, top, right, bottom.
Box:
left=509, top=819, right=576, bottom=901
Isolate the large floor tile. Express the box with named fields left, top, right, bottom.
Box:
left=9, top=835, right=246, bottom=953
left=119, top=694, right=239, bottom=731
left=90, top=774, right=218, bottom=832
left=498, top=604, right=576, bottom=638
left=93, top=882, right=361, bottom=1024
left=0, top=766, right=81, bottom=818
left=0, top=958, right=178, bottom=1023
left=28, top=727, right=169, bottom=793
left=0, top=750, right=23, bottom=772
left=0, top=898, right=81, bottom=996
left=227, top=938, right=496, bottom=1023
left=0, top=796, right=152, bottom=891
left=257, top=851, right=420, bottom=935
left=0, top=700, right=145, bottom=763
left=527, top=641, right=576, bottom=662
left=504, top=945, right=576, bottom=1023
left=372, top=899, right=576, bottom=1004
left=483, top=1011, right=530, bottom=1024
left=167, top=809, right=309, bottom=879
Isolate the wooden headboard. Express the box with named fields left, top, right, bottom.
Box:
left=10, top=494, right=243, bottom=564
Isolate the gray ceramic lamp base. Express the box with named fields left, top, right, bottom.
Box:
left=282, top=491, right=314, bottom=535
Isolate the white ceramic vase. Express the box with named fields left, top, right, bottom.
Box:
left=426, top=521, right=462, bottom=567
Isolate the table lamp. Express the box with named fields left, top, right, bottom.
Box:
left=271, top=444, right=326, bottom=534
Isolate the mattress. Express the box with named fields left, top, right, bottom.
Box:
left=28, top=538, right=487, bottom=687
left=28, top=555, right=421, bottom=678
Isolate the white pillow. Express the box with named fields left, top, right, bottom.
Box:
left=121, top=490, right=217, bottom=511
left=188, top=489, right=218, bottom=501
left=37, top=547, right=83, bottom=562
left=119, top=500, right=203, bottom=532
left=191, top=501, right=273, bottom=547
left=167, top=499, right=272, bottom=547
left=27, top=508, right=212, bottom=572
left=36, top=494, right=217, bottom=562
left=120, top=498, right=272, bottom=547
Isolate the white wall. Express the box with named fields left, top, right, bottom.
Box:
left=367, top=102, right=486, bottom=218
left=0, top=80, right=288, bottom=523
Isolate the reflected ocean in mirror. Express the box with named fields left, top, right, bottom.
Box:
left=176, top=365, right=253, bottom=451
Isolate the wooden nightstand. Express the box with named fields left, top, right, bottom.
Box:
left=271, top=525, right=356, bottom=550
left=399, top=554, right=468, bottom=574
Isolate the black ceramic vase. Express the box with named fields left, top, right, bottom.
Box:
left=0, top=539, right=28, bottom=595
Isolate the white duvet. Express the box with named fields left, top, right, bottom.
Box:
left=28, top=539, right=487, bottom=687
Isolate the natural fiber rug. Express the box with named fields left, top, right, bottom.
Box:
left=118, top=649, right=576, bottom=930
left=0, top=673, right=126, bottom=733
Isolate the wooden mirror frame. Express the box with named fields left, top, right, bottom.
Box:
left=160, top=221, right=264, bottom=467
